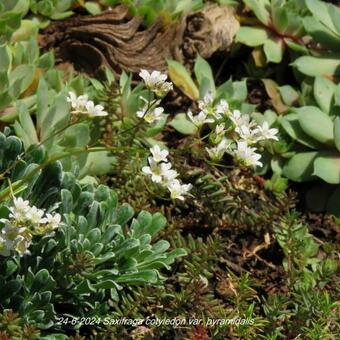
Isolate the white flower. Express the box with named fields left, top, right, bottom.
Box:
left=142, top=158, right=172, bottom=183
left=85, top=101, right=108, bottom=117
left=9, top=197, right=30, bottom=221
left=230, top=110, right=254, bottom=128
left=234, top=141, right=262, bottom=167
left=235, top=125, right=258, bottom=144
left=139, top=69, right=173, bottom=96
left=215, top=124, right=226, bottom=135
left=206, top=138, right=231, bottom=161
left=0, top=234, right=10, bottom=256
left=198, top=93, right=214, bottom=112
left=13, top=234, right=32, bottom=256
left=42, top=213, right=61, bottom=230
left=139, top=69, right=167, bottom=87
left=150, top=145, right=169, bottom=163
left=0, top=223, right=32, bottom=257
left=0, top=197, right=62, bottom=256
left=67, top=92, right=89, bottom=112
left=136, top=103, right=164, bottom=124
left=167, top=179, right=192, bottom=201
left=254, top=121, right=279, bottom=141
left=162, top=169, right=179, bottom=186
left=27, top=206, right=45, bottom=225
left=187, top=111, right=214, bottom=127
left=215, top=99, right=229, bottom=117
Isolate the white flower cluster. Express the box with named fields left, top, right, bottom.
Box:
left=142, top=145, right=192, bottom=200
left=136, top=70, right=173, bottom=124
left=139, top=69, right=173, bottom=97
left=188, top=93, right=279, bottom=167
left=0, top=197, right=61, bottom=257
left=67, top=92, right=108, bottom=117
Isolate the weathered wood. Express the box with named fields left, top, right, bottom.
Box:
left=40, top=4, right=239, bottom=77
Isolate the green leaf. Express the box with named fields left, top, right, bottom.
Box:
left=263, top=37, right=284, bottom=63
left=167, top=60, right=199, bottom=100
left=279, top=113, right=322, bottom=149
left=115, top=203, right=134, bottom=226
left=1, top=280, right=21, bottom=299
left=283, top=152, right=318, bottom=182
left=303, top=16, right=340, bottom=52
left=31, top=269, right=51, bottom=291
left=329, top=4, right=340, bottom=35
left=272, top=5, right=288, bottom=33
left=313, top=151, right=340, bottom=184
left=17, top=101, right=38, bottom=147
left=115, top=270, right=158, bottom=284
left=169, top=113, right=198, bottom=135
left=194, top=55, right=215, bottom=96
left=334, top=117, right=340, bottom=152
left=232, top=80, right=248, bottom=102
left=80, top=151, right=115, bottom=177
left=37, top=51, right=54, bottom=69
left=296, top=106, right=334, bottom=145
left=92, top=280, right=120, bottom=290
left=305, top=0, right=337, bottom=34
left=244, top=0, right=270, bottom=25
left=84, top=2, right=102, bottom=15
left=291, top=56, right=340, bottom=78
left=313, top=76, right=335, bottom=114
left=11, top=19, right=38, bottom=43
left=279, top=85, right=299, bottom=106
left=60, top=123, right=90, bottom=148
left=145, top=114, right=168, bottom=137
left=284, top=38, right=308, bottom=53
left=36, top=77, right=48, bottom=132
left=335, top=84, right=340, bottom=107
left=0, top=45, right=11, bottom=72
left=147, top=213, right=166, bottom=236
left=236, top=26, right=269, bottom=47
left=8, top=64, right=35, bottom=97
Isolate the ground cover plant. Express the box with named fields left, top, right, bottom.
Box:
left=0, top=0, right=339, bottom=339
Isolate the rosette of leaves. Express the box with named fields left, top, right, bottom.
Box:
left=0, top=128, right=62, bottom=207
left=100, top=0, right=204, bottom=26
left=12, top=76, right=95, bottom=176
left=29, top=0, right=76, bottom=20
left=0, top=36, right=114, bottom=178
left=0, top=133, right=186, bottom=333
left=0, top=38, right=54, bottom=115
left=29, top=0, right=104, bottom=21
left=236, top=0, right=307, bottom=64
left=0, top=0, right=31, bottom=43
left=276, top=77, right=340, bottom=215
left=290, top=0, right=340, bottom=79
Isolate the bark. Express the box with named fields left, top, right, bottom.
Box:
left=40, top=4, right=239, bottom=77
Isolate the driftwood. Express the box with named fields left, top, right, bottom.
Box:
left=41, top=4, right=239, bottom=77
